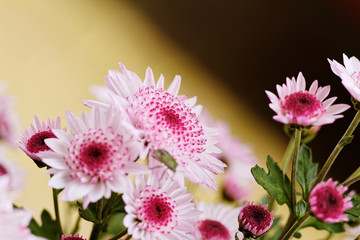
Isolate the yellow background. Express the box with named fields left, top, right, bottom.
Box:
left=0, top=0, right=342, bottom=239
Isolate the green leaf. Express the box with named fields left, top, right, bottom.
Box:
left=296, top=145, right=318, bottom=200
left=295, top=199, right=307, bottom=219
left=251, top=156, right=291, bottom=208
left=78, top=202, right=100, bottom=224
left=235, top=232, right=240, bottom=240
left=345, top=194, right=360, bottom=223
left=28, top=209, right=59, bottom=240
left=301, top=217, right=345, bottom=233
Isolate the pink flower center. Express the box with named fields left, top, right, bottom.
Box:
left=26, top=130, right=56, bottom=153
left=66, top=128, right=130, bottom=181
left=137, top=187, right=178, bottom=234
left=0, top=164, right=7, bottom=176
left=130, top=86, right=206, bottom=166
left=282, top=91, right=323, bottom=118
left=198, top=219, right=231, bottom=240
left=311, top=186, right=344, bottom=219
left=241, top=205, right=272, bottom=232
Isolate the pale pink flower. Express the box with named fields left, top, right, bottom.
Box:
left=18, top=116, right=64, bottom=165
left=265, top=72, right=350, bottom=127
left=122, top=171, right=201, bottom=240
left=40, top=107, right=146, bottom=208
left=193, top=202, right=241, bottom=240
left=238, top=201, right=274, bottom=237
left=61, top=233, right=87, bottom=240
left=309, top=178, right=352, bottom=223
left=86, top=63, right=225, bottom=189
left=0, top=147, right=25, bottom=191
left=0, top=83, right=18, bottom=145
left=328, top=54, right=360, bottom=102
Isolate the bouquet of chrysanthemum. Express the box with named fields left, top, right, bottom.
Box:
left=0, top=54, right=359, bottom=240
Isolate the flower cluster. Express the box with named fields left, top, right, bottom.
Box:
left=0, top=54, right=358, bottom=240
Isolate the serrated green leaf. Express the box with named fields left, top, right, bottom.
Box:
left=251, top=156, right=291, bottom=207
left=295, top=199, right=307, bottom=219
left=345, top=194, right=360, bottom=223
left=28, top=209, right=59, bottom=240
left=296, top=145, right=318, bottom=200
left=301, top=217, right=345, bottom=233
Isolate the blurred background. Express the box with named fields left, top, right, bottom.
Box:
left=0, top=0, right=359, bottom=238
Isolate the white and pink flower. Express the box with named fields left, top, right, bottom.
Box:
left=39, top=107, right=146, bottom=208
left=328, top=54, right=360, bottom=102
left=193, top=202, right=241, bottom=240
left=309, top=178, right=353, bottom=223
left=122, top=171, right=201, bottom=240
left=86, top=64, right=226, bottom=189
left=18, top=116, right=64, bottom=165
left=0, top=83, right=18, bottom=145
left=265, top=72, right=349, bottom=127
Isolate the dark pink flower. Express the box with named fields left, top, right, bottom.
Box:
left=61, top=234, right=86, bottom=240
left=238, top=201, right=274, bottom=237
left=309, top=178, right=353, bottom=223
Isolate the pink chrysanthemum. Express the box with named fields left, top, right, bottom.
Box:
left=39, top=107, right=146, bottom=208
left=86, top=63, right=225, bottom=189
left=122, top=171, right=201, bottom=240
left=193, top=202, right=241, bottom=240
left=238, top=201, right=274, bottom=237
left=0, top=147, right=24, bottom=191
left=61, top=233, right=87, bottom=240
left=265, top=72, right=350, bottom=127
left=18, top=116, right=64, bottom=165
left=328, top=54, right=360, bottom=102
left=0, top=83, right=18, bottom=145
left=309, top=178, right=352, bottom=223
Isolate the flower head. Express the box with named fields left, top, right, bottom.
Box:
left=86, top=63, right=226, bottom=189
left=328, top=54, right=360, bottom=102
left=309, top=178, right=353, bottom=223
left=18, top=116, right=64, bottom=166
left=122, top=171, right=201, bottom=240
left=238, top=201, right=274, bottom=237
left=61, top=234, right=87, bottom=240
left=0, top=147, right=25, bottom=191
left=265, top=72, right=349, bottom=127
left=0, top=83, right=18, bottom=145
left=40, top=107, right=146, bottom=208
left=193, top=202, right=241, bottom=240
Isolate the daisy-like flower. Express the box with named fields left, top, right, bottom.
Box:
left=0, top=147, right=25, bottom=191
left=0, top=83, right=18, bottom=145
left=265, top=72, right=350, bottom=127
left=61, top=234, right=87, bottom=240
left=40, top=107, right=146, bottom=208
left=238, top=201, right=274, bottom=238
left=193, top=202, right=241, bottom=240
left=86, top=63, right=225, bottom=189
left=309, top=178, right=353, bottom=223
left=122, top=171, right=201, bottom=240
left=328, top=54, right=360, bottom=102
left=18, top=116, right=64, bottom=166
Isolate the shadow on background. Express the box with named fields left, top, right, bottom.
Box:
left=134, top=0, right=360, bottom=191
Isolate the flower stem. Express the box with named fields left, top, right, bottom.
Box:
left=315, top=110, right=360, bottom=185
left=90, top=198, right=104, bottom=240
left=71, top=215, right=81, bottom=235
left=52, top=187, right=63, bottom=237
left=108, top=229, right=128, bottom=240
left=281, top=136, right=295, bottom=172
left=291, top=128, right=302, bottom=210
left=279, top=211, right=311, bottom=240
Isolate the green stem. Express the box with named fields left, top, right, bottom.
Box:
left=342, top=166, right=360, bottom=187
left=277, top=214, right=296, bottom=240
left=108, top=229, right=128, bottom=240
left=89, top=198, right=104, bottom=240
left=279, top=211, right=311, bottom=240
left=291, top=128, right=302, bottom=210
left=52, top=187, right=63, bottom=236
left=281, top=136, right=295, bottom=172
left=316, top=110, right=360, bottom=185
